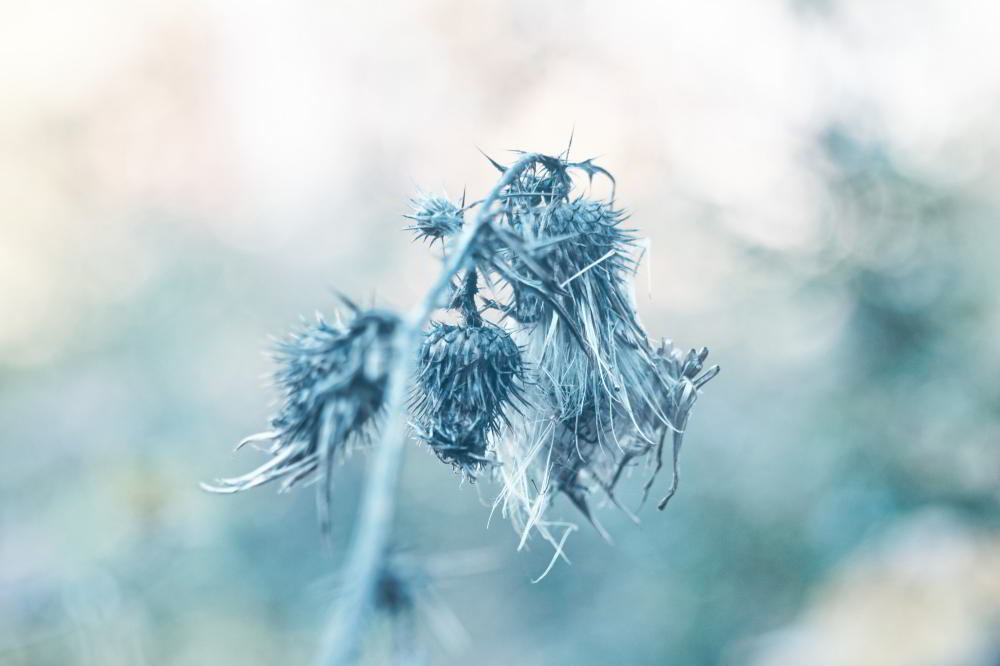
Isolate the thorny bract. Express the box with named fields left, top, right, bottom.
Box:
left=205, top=148, right=719, bottom=560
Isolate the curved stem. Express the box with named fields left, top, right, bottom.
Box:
left=453, top=270, right=483, bottom=327
left=316, top=153, right=541, bottom=666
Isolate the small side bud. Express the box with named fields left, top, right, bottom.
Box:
left=405, top=193, right=464, bottom=243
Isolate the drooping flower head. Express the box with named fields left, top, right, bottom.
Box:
left=474, top=151, right=719, bottom=554
left=411, top=320, right=524, bottom=475
left=409, top=270, right=525, bottom=476
left=203, top=302, right=399, bottom=532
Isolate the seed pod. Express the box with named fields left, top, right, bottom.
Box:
left=405, top=193, right=464, bottom=243
left=411, top=321, right=524, bottom=475
left=203, top=305, right=399, bottom=532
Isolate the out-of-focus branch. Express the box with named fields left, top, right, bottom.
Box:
left=316, top=153, right=540, bottom=666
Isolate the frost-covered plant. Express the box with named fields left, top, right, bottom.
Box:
left=206, top=148, right=718, bottom=664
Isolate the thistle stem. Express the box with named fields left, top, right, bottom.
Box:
left=453, top=270, right=483, bottom=327
left=316, top=153, right=540, bottom=666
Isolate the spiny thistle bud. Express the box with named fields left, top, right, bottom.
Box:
left=505, top=198, right=634, bottom=327
left=411, top=320, right=524, bottom=475
left=405, top=193, right=464, bottom=243
left=203, top=303, right=399, bottom=532
left=539, top=199, right=634, bottom=278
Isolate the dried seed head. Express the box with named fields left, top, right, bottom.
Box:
left=203, top=304, right=399, bottom=531
left=411, top=321, right=524, bottom=476
left=539, top=199, right=634, bottom=277
left=405, top=193, right=464, bottom=242
left=504, top=196, right=646, bottom=434
left=476, top=153, right=720, bottom=558
left=502, top=198, right=634, bottom=325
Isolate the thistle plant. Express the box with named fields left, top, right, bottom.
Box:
left=205, top=147, right=718, bottom=664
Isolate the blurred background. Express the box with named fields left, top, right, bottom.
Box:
left=2, top=1, right=1000, bottom=664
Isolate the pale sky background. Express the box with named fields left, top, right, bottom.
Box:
left=4, top=0, right=999, bottom=364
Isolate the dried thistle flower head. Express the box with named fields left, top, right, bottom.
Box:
left=405, top=193, right=464, bottom=243
left=538, top=199, right=634, bottom=277
left=471, top=150, right=719, bottom=557
left=203, top=302, right=399, bottom=532
left=411, top=318, right=524, bottom=476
